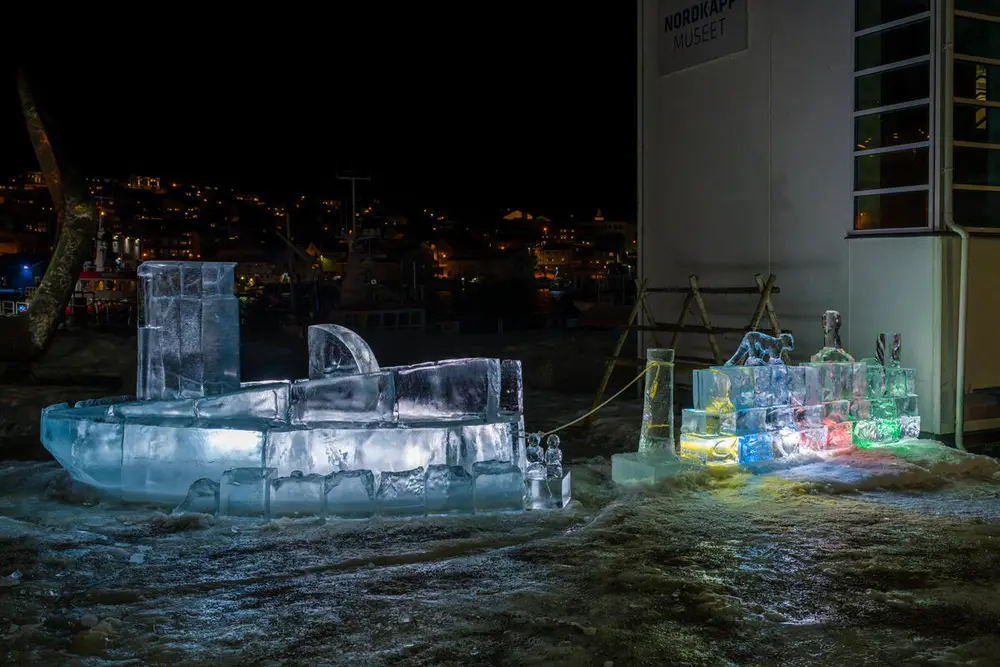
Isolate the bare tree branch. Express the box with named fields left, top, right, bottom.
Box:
left=0, top=70, right=97, bottom=361
left=17, top=69, right=66, bottom=236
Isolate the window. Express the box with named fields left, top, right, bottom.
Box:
left=856, top=147, right=930, bottom=190
left=855, top=62, right=930, bottom=110
left=955, top=16, right=1000, bottom=60
left=856, top=19, right=931, bottom=71
left=855, top=105, right=929, bottom=149
left=954, top=4, right=1000, bottom=228
left=853, top=2, right=932, bottom=230
left=856, top=0, right=930, bottom=31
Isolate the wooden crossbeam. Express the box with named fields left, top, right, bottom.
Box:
left=589, top=273, right=789, bottom=428
left=645, top=285, right=782, bottom=295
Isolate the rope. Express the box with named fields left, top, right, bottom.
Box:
left=539, top=362, right=661, bottom=437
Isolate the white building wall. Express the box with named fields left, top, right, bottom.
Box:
left=637, top=0, right=988, bottom=435
left=639, top=0, right=853, bottom=360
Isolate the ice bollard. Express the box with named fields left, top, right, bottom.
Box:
left=638, top=348, right=675, bottom=453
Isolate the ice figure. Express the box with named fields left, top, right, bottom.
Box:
left=723, top=332, right=794, bottom=366
left=810, top=310, right=854, bottom=363
left=40, top=260, right=548, bottom=518
left=307, top=324, right=379, bottom=379
left=525, top=433, right=546, bottom=480
left=137, top=262, right=240, bottom=400
left=544, top=434, right=563, bottom=479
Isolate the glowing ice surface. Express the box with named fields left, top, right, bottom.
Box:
left=41, top=262, right=543, bottom=517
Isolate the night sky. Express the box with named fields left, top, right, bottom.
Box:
left=2, top=6, right=636, bottom=221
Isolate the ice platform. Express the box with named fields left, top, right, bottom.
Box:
left=611, top=451, right=701, bottom=485
left=41, top=261, right=564, bottom=518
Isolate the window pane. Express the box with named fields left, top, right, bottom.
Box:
left=955, top=61, right=1000, bottom=102
left=954, top=103, right=1000, bottom=143
left=855, top=190, right=928, bottom=229
left=954, top=146, right=1000, bottom=186
left=855, top=105, right=930, bottom=149
left=956, top=0, right=1000, bottom=17
left=856, top=0, right=930, bottom=31
left=954, top=189, right=1000, bottom=227
left=956, top=16, right=1000, bottom=60
left=855, top=147, right=929, bottom=190
left=855, top=63, right=929, bottom=110
left=856, top=19, right=930, bottom=71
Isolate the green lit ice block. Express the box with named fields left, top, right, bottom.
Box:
left=611, top=451, right=701, bottom=485
left=875, top=418, right=901, bottom=443
left=853, top=419, right=877, bottom=448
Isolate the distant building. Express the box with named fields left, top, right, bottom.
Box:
left=127, top=175, right=161, bottom=191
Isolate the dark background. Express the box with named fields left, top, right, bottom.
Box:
left=1, top=5, right=636, bottom=220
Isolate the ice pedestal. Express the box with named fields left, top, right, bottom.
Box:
left=137, top=262, right=240, bottom=400
left=612, top=451, right=700, bottom=484
left=527, top=472, right=572, bottom=510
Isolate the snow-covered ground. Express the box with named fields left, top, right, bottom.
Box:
left=3, top=388, right=1000, bottom=666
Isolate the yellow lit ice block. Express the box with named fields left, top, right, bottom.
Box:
left=679, top=434, right=738, bottom=465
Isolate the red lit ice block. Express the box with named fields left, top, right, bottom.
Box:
left=825, top=421, right=853, bottom=450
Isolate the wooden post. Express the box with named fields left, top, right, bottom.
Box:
left=689, top=275, right=723, bottom=365
left=668, top=290, right=694, bottom=351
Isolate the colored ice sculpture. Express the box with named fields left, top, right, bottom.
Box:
left=853, top=333, right=920, bottom=445
left=724, top=331, right=794, bottom=366
left=679, top=330, right=861, bottom=465
left=41, top=260, right=570, bottom=518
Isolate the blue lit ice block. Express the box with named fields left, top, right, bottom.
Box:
left=137, top=261, right=240, bottom=400
left=737, top=433, right=773, bottom=463
left=40, top=305, right=543, bottom=516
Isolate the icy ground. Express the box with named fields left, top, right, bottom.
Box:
left=0, top=392, right=998, bottom=666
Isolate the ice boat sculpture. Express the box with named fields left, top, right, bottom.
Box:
left=40, top=261, right=567, bottom=518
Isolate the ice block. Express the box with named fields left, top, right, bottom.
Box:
left=394, top=359, right=500, bottom=422
left=137, top=261, right=240, bottom=400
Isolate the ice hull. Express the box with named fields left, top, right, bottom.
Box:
left=41, top=405, right=521, bottom=506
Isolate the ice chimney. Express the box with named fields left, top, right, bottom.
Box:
left=136, top=261, right=240, bottom=400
